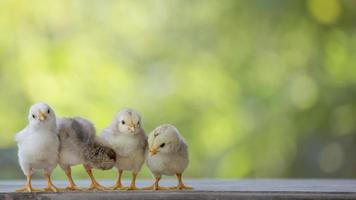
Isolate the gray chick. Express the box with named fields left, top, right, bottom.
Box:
left=57, top=117, right=116, bottom=191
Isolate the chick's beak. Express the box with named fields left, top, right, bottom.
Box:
left=128, top=125, right=135, bottom=133
left=38, top=111, right=47, bottom=121
left=149, top=147, right=158, bottom=156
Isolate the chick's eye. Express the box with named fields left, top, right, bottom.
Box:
left=32, top=114, right=36, bottom=119
left=160, top=143, right=165, bottom=148
left=121, top=120, right=125, bottom=125
left=137, top=121, right=140, bottom=125
left=47, top=109, right=50, bottom=114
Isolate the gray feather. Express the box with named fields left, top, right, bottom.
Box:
left=58, top=117, right=116, bottom=170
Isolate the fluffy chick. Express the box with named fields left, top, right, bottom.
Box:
left=145, top=124, right=192, bottom=190
left=101, top=108, right=147, bottom=190
left=57, top=117, right=116, bottom=191
left=15, top=102, right=59, bottom=192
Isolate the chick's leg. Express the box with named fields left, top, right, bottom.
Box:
left=110, top=169, right=123, bottom=190
left=122, top=172, right=140, bottom=190
left=43, top=172, right=59, bottom=192
left=63, top=167, right=84, bottom=191
left=171, top=173, right=192, bottom=190
left=84, top=164, right=107, bottom=191
left=142, top=175, right=169, bottom=190
left=15, top=173, right=42, bottom=192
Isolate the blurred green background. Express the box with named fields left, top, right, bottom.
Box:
left=1, top=0, right=356, bottom=181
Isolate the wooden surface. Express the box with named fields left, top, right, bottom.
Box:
left=1, top=179, right=356, bottom=199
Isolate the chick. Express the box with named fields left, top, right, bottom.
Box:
left=145, top=124, right=192, bottom=190
left=15, top=102, right=59, bottom=192
left=101, top=108, right=147, bottom=190
left=57, top=117, right=116, bottom=191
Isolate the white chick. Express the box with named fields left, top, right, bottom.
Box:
left=57, top=117, right=116, bottom=191
left=145, top=124, right=192, bottom=190
left=101, top=108, right=147, bottom=190
left=15, top=102, right=59, bottom=192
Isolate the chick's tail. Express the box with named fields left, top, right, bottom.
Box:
left=83, top=138, right=116, bottom=170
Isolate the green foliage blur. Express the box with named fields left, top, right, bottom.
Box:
left=1, top=0, right=356, bottom=180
